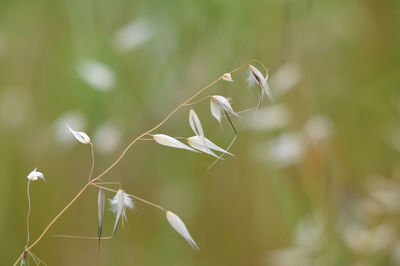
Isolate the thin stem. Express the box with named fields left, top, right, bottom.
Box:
left=27, top=251, right=38, bottom=265
left=94, top=182, right=121, bottom=186
left=129, top=193, right=166, bottom=212
left=221, top=107, right=256, bottom=117
left=13, top=61, right=251, bottom=265
left=207, top=135, right=237, bottom=170
left=27, top=251, right=47, bottom=266
left=53, top=234, right=113, bottom=240
left=182, top=95, right=211, bottom=106
left=252, top=59, right=268, bottom=73
left=26, top=180, right=31, bottom=247
left=88, top=143, right=95, bottom=181
left=13, top=253, right=23, bottom=266
left=256, top=86, right=264, bottom=113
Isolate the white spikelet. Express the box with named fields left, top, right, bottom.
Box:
left=109, top=189, right=134, bottom=237
left=222, top=73, right=233, bottom=82
left=65, top=122, right=91, bottom=144
left=189, top=109, right=204, bottom=138
left=210, top=97, right=222, bottom=123
left=188, top=109, right=213, bottom=154
left=153, top=134, right=198, bottom=152
left=247, top=64, right=273, bottom=105
left=187, top=137, right=218, bottom=158
left=27, top=168, right=45, bottom=181
left=247, top=64, right=265, bottom=87
left=210, top=95, right=238, bottom=123
left=98, top=188, right=105, bottom=239
left=166, top=211, right=199, bottom=250
left=188, top=136, right=233, bottom=156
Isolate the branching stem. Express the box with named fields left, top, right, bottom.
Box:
left=13, top=60, right=256, bottom=266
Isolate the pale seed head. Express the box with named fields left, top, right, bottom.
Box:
left=27, top=168, right=45, bottom=181
left=222, top=73, right=233, bottom=82
left=65, top=122, right=91, bottom=144
left=166, top=211, right=199, bottom=250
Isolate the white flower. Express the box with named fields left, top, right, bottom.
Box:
left=109, top=189, right=135, bottom=237
left=27, top=168, right=45, bottom=181
left=187, top=136, right=232, bottom=158
left=166, top=211, right=199, bottom=250
left=222, top=73, right=233, bottom=82
left=65, top=122, right=91, bottom=144
left=153, top=134, right=198, bottom=152
left=210, top=95, right=238, bottom=124
left=247, top=64, right=273, bottom=108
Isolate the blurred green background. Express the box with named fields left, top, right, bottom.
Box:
left=1, top=0, right=400, bottom=265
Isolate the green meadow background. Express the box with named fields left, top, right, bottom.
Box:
left=1, top=0, right=400, bottom=265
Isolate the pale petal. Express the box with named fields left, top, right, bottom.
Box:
left=187, top=137, right=225, bottom=159
left=65, top=122, right=91, bottom=144
left=248, top=64, right=265, bottom=88
left=109, top=189, right=134, bottom=237
left=188, top=109, right=214, bottom=154
left=211, top=95, right=238, bottom=117
left=122, top=191, right=135, bottom=211
left=189, top=136, right=233, bottom=156
left=222, top=73, right=233, bottom=82
left=27, top=168, right=45, bottom=181
left=166, top=211, right=199, bottom=250
left=21, top=252, right=26, bottom=266
left=256, top=87, right=264, bottom=111
left=248, top=64, right=273, bottom=106
left=98, top=188, right=105, bottom=238
left=153, top=134, right=198, bottom=152
left=210, top=98, right=221, bottom=123
left=189, top=109, right=204, bottom=138
left=112, top=213, right=121, bottom=237
left=263, top=80, right=274, bottom=103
